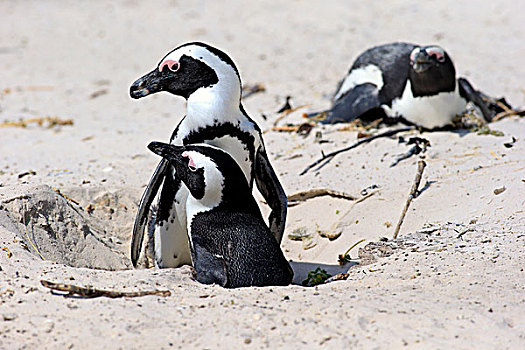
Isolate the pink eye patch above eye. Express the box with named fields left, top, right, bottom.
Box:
left=427, top=50, right=445, bottom=62
left=182, top=152, right=197, bottom=171
left=159, top=60, right=180, bottom=72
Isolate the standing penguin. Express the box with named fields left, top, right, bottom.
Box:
left=321, top=42, right=496, bottom=128
left=130, top=42, right=287, bottom=268
left=147, top=142, right=293, bottom=288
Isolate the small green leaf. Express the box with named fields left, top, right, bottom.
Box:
left=302, top=267, right=330, bottom=286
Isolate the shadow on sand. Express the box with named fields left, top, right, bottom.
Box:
left=289, top=260, right=358, bottom=285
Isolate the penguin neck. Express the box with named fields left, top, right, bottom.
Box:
left=186, top=80, right=242, bottom=123
left=408, top=65, right=456, bottom=98
left=186, top=172, right=225, bottom=219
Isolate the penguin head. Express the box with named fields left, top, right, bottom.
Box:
left=130, top=42, right=241, bottom=102
left=149, top=142, right=250, bottom=207
left=408, top=45, right=456, bottom=97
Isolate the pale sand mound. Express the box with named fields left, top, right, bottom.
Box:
left=0, top=185, right=131, bottom=270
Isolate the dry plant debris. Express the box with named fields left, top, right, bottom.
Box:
left=89, top=89, right=108, bottom=99
left=271, top=122, right=314, bottom=136
left=0, top=116, right=73, bottom=129
left=18, top=171, right=36, bottom=179
left=493, top=186, right=506, bottom=195
left=52, top=188, right=80, bottom=206
left=1, top=247, right=12, bottom=258
left=40, top=280, right=171, bottom=299
left=241, top=83, right=266, bottom=98
left=300, top=126, right=415, bottom=175
left=287, top=188, right=357, bottom=207
left=276, top=96, right=292, bottom=113
left=390, top=136, right=430, bottom=167
left=338, top=238, right=366, bottom=265
left=325, top=273, right=349, bottom=282
left=491, top=99, right=525, bottom=121
left=392, top=160, right=427, bottom=239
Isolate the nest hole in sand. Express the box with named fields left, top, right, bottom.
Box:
left=0, top=184, right=139, bottom=270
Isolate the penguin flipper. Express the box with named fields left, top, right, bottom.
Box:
left=322, top=83, right=382, bottom=124
left=131, top=158, right=168, bottom=267
left=458, top=77, right=495, bottom=122
left=254, top=148, right=287, bottom=244
left=192, top=239, right=228, bottom=287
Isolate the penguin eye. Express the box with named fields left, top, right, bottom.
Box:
left=169, top=61, right=180, bottom=72
left=182, top=152, right=197, bottom=172
left=159, top=60, right=180, bottom=73
left=427, top=49, right=445, bottom=63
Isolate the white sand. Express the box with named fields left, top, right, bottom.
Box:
left=1, top=1, right=524, bottom=348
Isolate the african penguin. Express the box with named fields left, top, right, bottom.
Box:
left=147, top=142, right=294, bottom=288
left=322, top=42, right=496, bottom=129
left=129, top=42, right=287, bottom=269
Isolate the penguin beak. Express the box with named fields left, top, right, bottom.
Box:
left=147, top=141, right=184, bottom=162
left=130, top=69, right=163, bottom=99
left=411, top=51, right=433, bottom=73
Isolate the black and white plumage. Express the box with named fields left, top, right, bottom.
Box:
left=147, top=142, right=293, bottom=288
left=129, top=42, right=287, bottom=268
left=322, top=42, right=495, bottom=129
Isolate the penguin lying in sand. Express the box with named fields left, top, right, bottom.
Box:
left=147, top=142, right=293, bottom=288
left=320, top=42, right=501, bottom=129
left=129, top=42, right=287, bottom=268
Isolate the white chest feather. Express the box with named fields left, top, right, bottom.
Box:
left=388, top=82, right=467, bottom=129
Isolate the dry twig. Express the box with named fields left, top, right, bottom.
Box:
left=1, top=247, right=12, bottom=258
left=40, top=280, right=171, bottom=298
left=492, top=108, right=525, bottom=122
left=392, top=160, right=427, bottom=239
left=300, top=126, right=415, bottom=175
left=456, top=228, right=473, bottom=239
left=53, top=187, right=80, bottom=206
left=287, top=188, right=357, bottom=207
left=0, top=116, right=73, bottom=128
left=271, top=125, right=302, bottom=133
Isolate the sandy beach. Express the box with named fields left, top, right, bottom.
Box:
left=1, top=1, right=524, bottom=348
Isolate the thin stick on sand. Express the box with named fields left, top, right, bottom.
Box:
left=492, top=106, right=525, bottom=121
left=40, top=280, right=171, bottom=298
left=392, top=160, right=427, bottom=239
left=287, top=188, right=357, bottom=206
left=300, top=126, right=415, bottom=175
left=0, top=116, right=73, bottom=128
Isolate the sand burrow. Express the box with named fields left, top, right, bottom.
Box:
left=0, top=184, right=137, bottom=270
